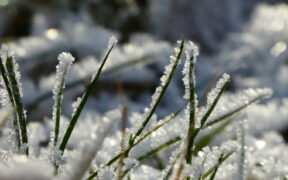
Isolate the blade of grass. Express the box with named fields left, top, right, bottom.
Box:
left=183, top=41, right=198, bottom=165
left=59, top=43, right=116, bottom=154
left=0, top=57, right=21, bottom=148
left=6, top=56, right=28, bottom=155
left=53, top=53, right=74, bottom=146
left=200, top=75, right=230, bottom=128
left=130, top=38, right=184, bottom=147
left=199, top=70, right=220, bottom=108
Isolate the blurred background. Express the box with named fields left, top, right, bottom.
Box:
left=0, top=0, right=288, bottom=133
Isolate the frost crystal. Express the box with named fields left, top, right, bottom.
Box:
left=108, top=36, right=118, bottom=49
left=0, top=44, right=15, bottom=61
left=184, top=41, right=199, bottom=63
left=72, top=97, right=82, bottom=115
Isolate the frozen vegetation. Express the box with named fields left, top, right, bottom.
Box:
left=0, top=0, right=288, bottom=180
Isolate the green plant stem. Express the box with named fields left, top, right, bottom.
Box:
left=0, top=57, right=21, bottom=148
left=200, top=81, right=229, bottom=128
left=185, top=78, right=229, bottom=163
left=128, top=38, right=184, bottom=156
left=185, top=56, right=196, bottom=165
left=6, top=56, right=28, bottom=156
left=59, top=44, right=115, bottom=155
left=53, top=72, right=67, bottom=146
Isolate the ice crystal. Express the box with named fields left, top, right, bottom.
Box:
left=0, top=44, right=14, bottom=61
left=108, top=36, right=118, bottom=49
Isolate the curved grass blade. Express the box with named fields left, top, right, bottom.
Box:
left=59, top=42, right=116, bottom=154
left=0, top=57, right=21, bottom=148
left=6, top=56, right=28, bottom=155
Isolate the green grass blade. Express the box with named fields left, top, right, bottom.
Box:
left=0, top=57, right=21, bottom=148
left=54, top=85, right=63, bottom=146
left=130, top=39, right=184, bottom=145
left=53, top=53, right=74, bottom=147
left=200, top=75, right=230, bottom=128
left=59, top=43, right=116, bottom=154
left=5, top=56, right=28, bottom=155
left=183, top=41, right=198, bottom=165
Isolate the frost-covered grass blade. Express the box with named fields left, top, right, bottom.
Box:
left=5, top=56, right=29, bottom=155
left=182, top=41, right=199, bottom=165
left=129, top=38, right=184, bottom=148
left=0, top=56, right=21, bottom=148
left=59, top=37, right=117, bottom=154
left=200, top=74, right=230, bottom=128
left=52, top=52, right=74, bottom=146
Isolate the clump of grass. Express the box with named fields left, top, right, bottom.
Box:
left=0, top=45, right=28, bottom=155
left=0, top=38, right=272, bottom=180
